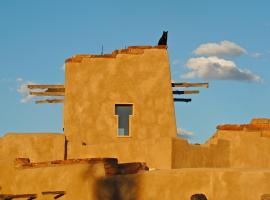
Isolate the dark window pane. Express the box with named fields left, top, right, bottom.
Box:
left=115, top=105, right=133, bottom=136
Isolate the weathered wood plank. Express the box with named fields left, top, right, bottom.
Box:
left=0, top=194, right=37, bottom=199
left=27, top=84, right=64, bottom=89
left=35, top=99, right=64, bottom=104
left=174, top=98, right=192, bottom=102
left=173, top=90, right=200, bottom=95
left=46, top=88, right=65, bottom=92
left=30, top=92, right=65, bottom=96
left=42, top=191, right=65, bottom=199
left=172, top=82, right=208, bottom=88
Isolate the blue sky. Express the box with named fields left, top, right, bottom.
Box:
left=0, top=0, right=269, bottom=143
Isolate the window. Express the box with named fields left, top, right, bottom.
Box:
left=115, top=104, right=133, bottom=136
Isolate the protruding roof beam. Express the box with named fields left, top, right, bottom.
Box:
left=173, top=90, right=200, bottom=95
left=42, top=191, right=66, bottom=199
left=27, top=84, right=65, bottom=89
left=27, top=84, right=65, bottom=103
left=30, top=91, right=65, bottom=96
left=35, top=99, right=64, bottom=104
left=0, top=194, right=37, bottom=199
left=172, top=82, right=209, bottom=88
left=174, top=98, right=192, bottom=103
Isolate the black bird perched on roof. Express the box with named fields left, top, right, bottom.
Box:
left=158, top=31, right=168, bottom=45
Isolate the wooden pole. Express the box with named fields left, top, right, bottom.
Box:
left=172, top=82, right=208, bottom=88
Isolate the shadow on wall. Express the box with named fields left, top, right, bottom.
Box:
left=94, top=175, right=139, bottom=200
left=191, top=193, right=208, bottom=200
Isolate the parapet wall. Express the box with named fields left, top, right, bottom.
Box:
left=172, top=137, right=230, bottom=168
left=0, top=133, right=65, bottom=162
left=97, top=168, right=270, bottom=200
left=0, top=157, right=148, bottom=200
left=172, top=118, right=270, bottom=169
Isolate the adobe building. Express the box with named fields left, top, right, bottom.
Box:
left=0, top=44, right=270, bottom=199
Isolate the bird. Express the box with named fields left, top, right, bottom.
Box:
left=158, top=31, right=168, bottom=45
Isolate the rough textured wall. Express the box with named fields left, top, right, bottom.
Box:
left=213, top=130, right=270, bottom=168
left=0, top=161, right=106, bottom=200
left=172, top=137, right=230, bottom=168
left=64, top=46, right=176, bottom=147
left=64, top=46, right=176, bottom=169
left=68, top=138, right=173, bottom=169
left=211, top=118, right=270, bottom=168
left=172, top=118, right=270, bottom=169
left=96, top=168, right=270, bottom=200
left=0, top=133, right=65, bottom=162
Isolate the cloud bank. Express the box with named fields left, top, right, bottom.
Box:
left=194, top=40, right=247, bottom=57
left=182, top=56, right=261, bottom=82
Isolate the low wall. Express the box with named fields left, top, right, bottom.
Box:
left=172, top=137, right=230, bottom=168
left=0, top=133, right=65, bottom=162
left=67, top=137, right=172, bottom=169
left=0, top=161, right=104, bottom=199
left=96, top=168, right=270, bottom=200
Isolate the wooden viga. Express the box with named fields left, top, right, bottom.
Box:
left=27, top=84, right=65, bottom=104
left=172, top=82, right=209, bottom=103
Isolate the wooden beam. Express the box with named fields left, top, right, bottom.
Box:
left=173, top=90, right=200, bottom=95
left=42, top=191, right=65, bottom=199
left=35, top=99, right=64, bottom=104
left=42, top=191, right=65, bottom=195
left=30, top=92, right=65, bottom=96
left=174, top=98, right=192, bottom=102
left=0, top=194, right=37, bottom=199
left=46, top=88, right=65, bottom=92
left=27, top=84, right=64, bottom=89
left=172, top=82, right=209, bottom=88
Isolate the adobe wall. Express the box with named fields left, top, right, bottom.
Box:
left=172, top=137, right=230, bottom=168
left=67, top=137, right=173, bottom=169
left=172, top=118, right=270, bottom=169
left=0, top=133, right=65, bottom=162
left=96, top=168, right=270, bottom=200
left=64, top=46, right=177, bottom=147
left=2, top=160, right=270, bottom=200
left=0, top=160, right=107, bottom=200
left=0, top=158, right=148, bottom=200
left=212, top=130, right=270, bottom=168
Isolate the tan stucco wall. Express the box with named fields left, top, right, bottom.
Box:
left=3, top=163, right=270, bottom=200
left=68, top=137, right=173, bottom=169
left=214, top=130, right=270, bottom=168
left=63, top=46, right=177, bottom=169
left=96, top=168, right=270, bottom=200
left=0, top=133, right=65, bottom=162
left=64, top=47, right=176, bottom=147
left=172, top=125, right=270, bottom=169
left=172, top=137, right=230, bottom=168
left=0, top=162, right=106, bottom=200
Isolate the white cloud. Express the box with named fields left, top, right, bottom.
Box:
left=250, top=52, right=262, bottom=59
left=17, top=80, right=36, bottom=103
left=182, top=56, right=261, bottom=82
left=194, top=40, right=247, bottom=57
left=177, top=128, right=194, bottom=139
